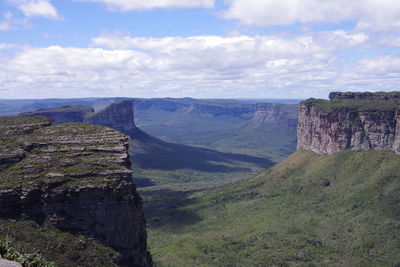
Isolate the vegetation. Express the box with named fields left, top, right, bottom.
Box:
left=140, top=150, right=400, bottom=266
left=0, top=237, right=55, bottom=267
left=0, top=219, right=119, bottom=267
left=303, top=98, right=400, bottom=114
left=130, top=131, right=273, bottom=187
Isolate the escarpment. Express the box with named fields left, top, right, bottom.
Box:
left=85, top=100, right=137, bottom=136
left=19, top=105, right=95, bottom=124
left=0, top=117, right=151, bottom=266
left=297, top=92, right=400, bottom=154
left=250, top=103, right=298, bottom=128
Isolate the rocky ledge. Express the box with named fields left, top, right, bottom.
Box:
left=0, top=116, right=151, bottom=266
left=297, top=92, right=400, bottom=154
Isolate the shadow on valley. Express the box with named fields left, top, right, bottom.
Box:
left=129, top=128, right=273, bottom=173
left=140, top=188, right=201, bottom=229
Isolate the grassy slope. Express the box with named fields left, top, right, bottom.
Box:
left=146, top=150, right=400, bottom=266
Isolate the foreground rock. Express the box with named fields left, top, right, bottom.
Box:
left=297, top=91, right=400, bottom=154
left=0, top=259, right=22, bottom=267
left=0, top=117, right=151, bottom=266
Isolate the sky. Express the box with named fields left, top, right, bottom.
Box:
left=0, top=0, right=399, bottom=99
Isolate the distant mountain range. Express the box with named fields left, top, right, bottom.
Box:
left=9, top=97, right=301, bottom=161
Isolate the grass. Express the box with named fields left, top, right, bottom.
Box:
left=0, top=219, right=119, bottom=267
left=140, top=150, right=400, bottom=266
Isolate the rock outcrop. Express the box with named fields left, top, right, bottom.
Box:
left=19, top=105, right=95, bottom=124
left=297, top=92, right=400, bottom=154
left=85, top=100, right=137, bottom=136
left=250, top=103, right=298, bottom=128
left=0, top=116, right=151, bottom=266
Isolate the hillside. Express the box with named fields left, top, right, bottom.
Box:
left=147, top=149, right=400, bottom=266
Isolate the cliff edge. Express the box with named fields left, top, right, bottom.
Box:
left=297, top=91, right=400, bottom=154
left=19, top=105, right=95, bottom=124
left=0, top=116, right=151, bottom=266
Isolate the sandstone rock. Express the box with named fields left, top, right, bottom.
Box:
left=0, top=117, right=151, bottom=266
left=0, top=259, right=22, bottom=267
left=85, top=100, right=136, bottom=134
left=297, top=92, right=400, bottom=154
left=251, top=103, right=298, bottom=128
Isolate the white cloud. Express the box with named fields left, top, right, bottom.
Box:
left=222, top=0, right=400, bottom=30
left=6, top=0, right=59, bottom=19
left=0, top=33, right=398, bottom=99
left=78, top=0, right=215, bottom=11
left=0, top=12, right=30, bottom=31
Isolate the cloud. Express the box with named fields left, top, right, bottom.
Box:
left=0, top=12, right=30, bottom=31
left=0, top=32, right=398, bottom=99
left=6, top=0, right=59, bottom=19
left=78, top=0, right=215, bottom=11
left=222, top=0, right=400, bottom=30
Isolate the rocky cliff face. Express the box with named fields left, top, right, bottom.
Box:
left=85, top=101, right=136, bottom=135
left=297, top=92, right=400, bottom=154
left=0, top=117, right=151, bottom=266
left=250, top=103, right=298, bottom=128
left=19, top=105, right=95, bottom=124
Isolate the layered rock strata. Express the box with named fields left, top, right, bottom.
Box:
left=251, top=103, right=298, bottom=128
left=0, top=117, right=151, bottom=266
left=85, top=100, right=137, bottom=137
left=297, top=92, right=400, bottom=154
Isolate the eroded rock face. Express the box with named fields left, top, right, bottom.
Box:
left=297, top=93, right=400, bottom=154
left=251, top=103, right=298, bottom=128
left=85, top=101, right=136, bottom=134
left=19, top=105, right=94, bottom=124
left=0, top=117, right=151, bottom=266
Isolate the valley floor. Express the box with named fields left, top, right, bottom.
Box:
left=133, top=147, right=400, bottom=266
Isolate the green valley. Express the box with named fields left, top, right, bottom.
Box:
left=141, top=150, right=400, bottom=266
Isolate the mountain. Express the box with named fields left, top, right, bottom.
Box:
left=144, top=92, right=400, bottom=266
left=147, top=149, right=400, bottom=266
left=298, top=91, right=400, bottom=154
left=0, top=116, right=151, bottom=266
left=202, top=103, right=298, bottom=160
left=134, top=99, right=255, bottom=144
left=135, top=99, right=298, bottom=161
left=85, top=100, right=137, bottom=136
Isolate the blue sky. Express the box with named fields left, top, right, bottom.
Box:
left=0, top=0, right=399, bottom=99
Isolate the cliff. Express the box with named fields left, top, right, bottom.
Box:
left=0, top=116, right=151, bottom=266
left=249, top=103, right=298, bottom=128
left=85, top=100, right=137, bottom=136
left=19, top=105, right=95, bottom=124
left=185, top=102, right=254, bottom=119
left=297, top=92, right=400, bottom=154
